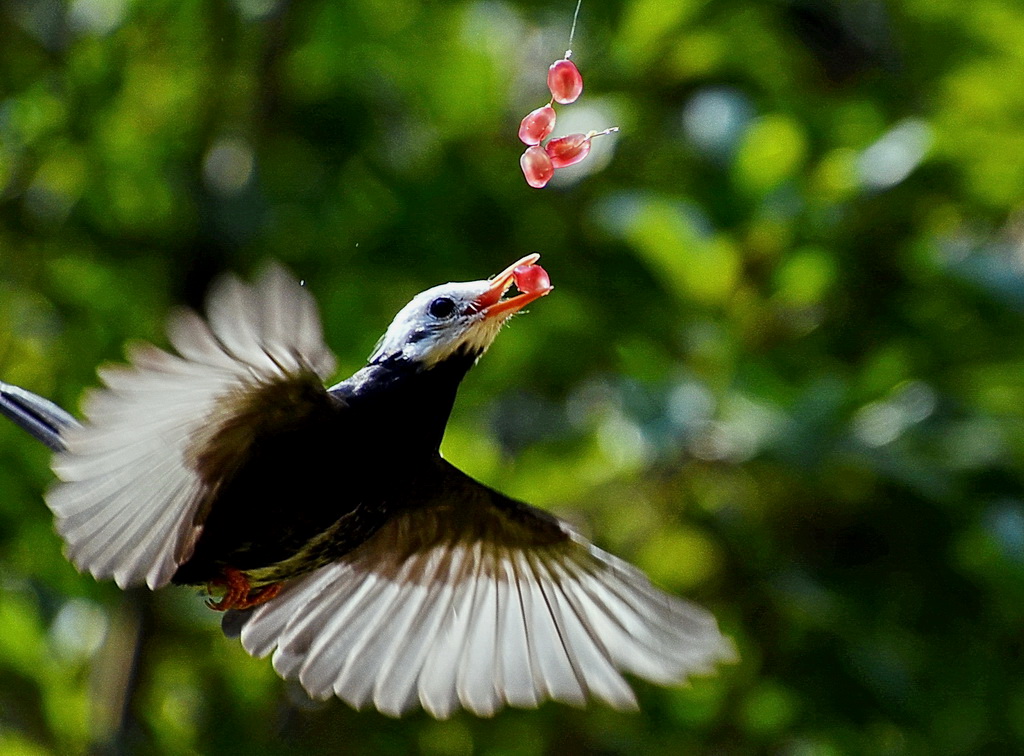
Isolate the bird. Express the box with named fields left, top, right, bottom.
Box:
left=0, top=255, right=734, bottom=718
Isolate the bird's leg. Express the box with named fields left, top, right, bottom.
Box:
left=240, top=582, right=282, bottom=609
left=205, top=568, right=249, bottom=610
left=205, top=567, right=281, bottom=611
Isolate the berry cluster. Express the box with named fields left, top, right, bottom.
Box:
left=518, top=55, right=618, bottom=188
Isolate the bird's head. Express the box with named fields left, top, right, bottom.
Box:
left=369, top=254, right=553, bottom=368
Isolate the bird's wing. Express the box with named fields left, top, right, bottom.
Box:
left=48, top=265, right=336, bottom=590
left=236, top=459, right=734, bottom=718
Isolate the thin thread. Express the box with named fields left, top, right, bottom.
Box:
left=565, top=0, right=583, bottom=59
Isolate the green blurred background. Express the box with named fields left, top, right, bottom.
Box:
left=2, top=0, right=1023, bottom=753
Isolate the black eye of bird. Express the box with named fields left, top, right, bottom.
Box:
left=427, top=297, right=456, bottom=319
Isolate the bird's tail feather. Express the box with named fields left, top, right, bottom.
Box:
left=0, top=380, right=79, bottom=452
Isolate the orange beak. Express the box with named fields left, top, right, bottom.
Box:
left=471, top=254, right=553, bottom=319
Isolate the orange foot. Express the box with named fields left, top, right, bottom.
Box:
left=205, top=567, right=282, bottom=611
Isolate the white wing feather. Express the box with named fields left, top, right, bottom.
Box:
left=47, top=266, right=336, bottom=589
left=237, top=476, right=734, bottom=718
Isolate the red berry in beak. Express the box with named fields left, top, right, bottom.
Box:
left=518, top=104, right=557, bottom=146
left=513, top=263, right=551, bottom=295
left=520, top=145, right=554, bottom=188
left=547, top=59, right=583, bottom=105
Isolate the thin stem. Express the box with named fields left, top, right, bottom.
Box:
left=565, top=0, right=583, bottom=59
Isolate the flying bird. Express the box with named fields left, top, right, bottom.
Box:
left=0, top=255, right=733, bottom=717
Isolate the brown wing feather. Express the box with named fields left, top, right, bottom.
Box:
left=237, top=459, right=735, bottom=718
left=47, top=265, right=336, bottom=590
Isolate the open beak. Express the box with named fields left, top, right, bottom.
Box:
left=472, top=253, right=553, bottom=319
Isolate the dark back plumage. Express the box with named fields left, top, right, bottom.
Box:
left=2, top=259, right=734, bottom=718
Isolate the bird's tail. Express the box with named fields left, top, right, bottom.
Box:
left=0, top=380, right=79, bottom=452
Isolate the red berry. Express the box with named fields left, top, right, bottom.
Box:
left=545, top=133, right=592, bottom=168
left=520, top=145, right=554, bottom=188
left=513, top=263, right=551, bottom=294
left=547, top=59, right=583, bottom=105
left=518, top=104, right=557, bottom=146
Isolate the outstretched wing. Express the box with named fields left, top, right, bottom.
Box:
left=236, top=459, right=734, bottom=718
left=48, top=265, right=336, bottom=590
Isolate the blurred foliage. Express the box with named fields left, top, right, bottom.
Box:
left=1, top=0, right=1023, bottom=753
